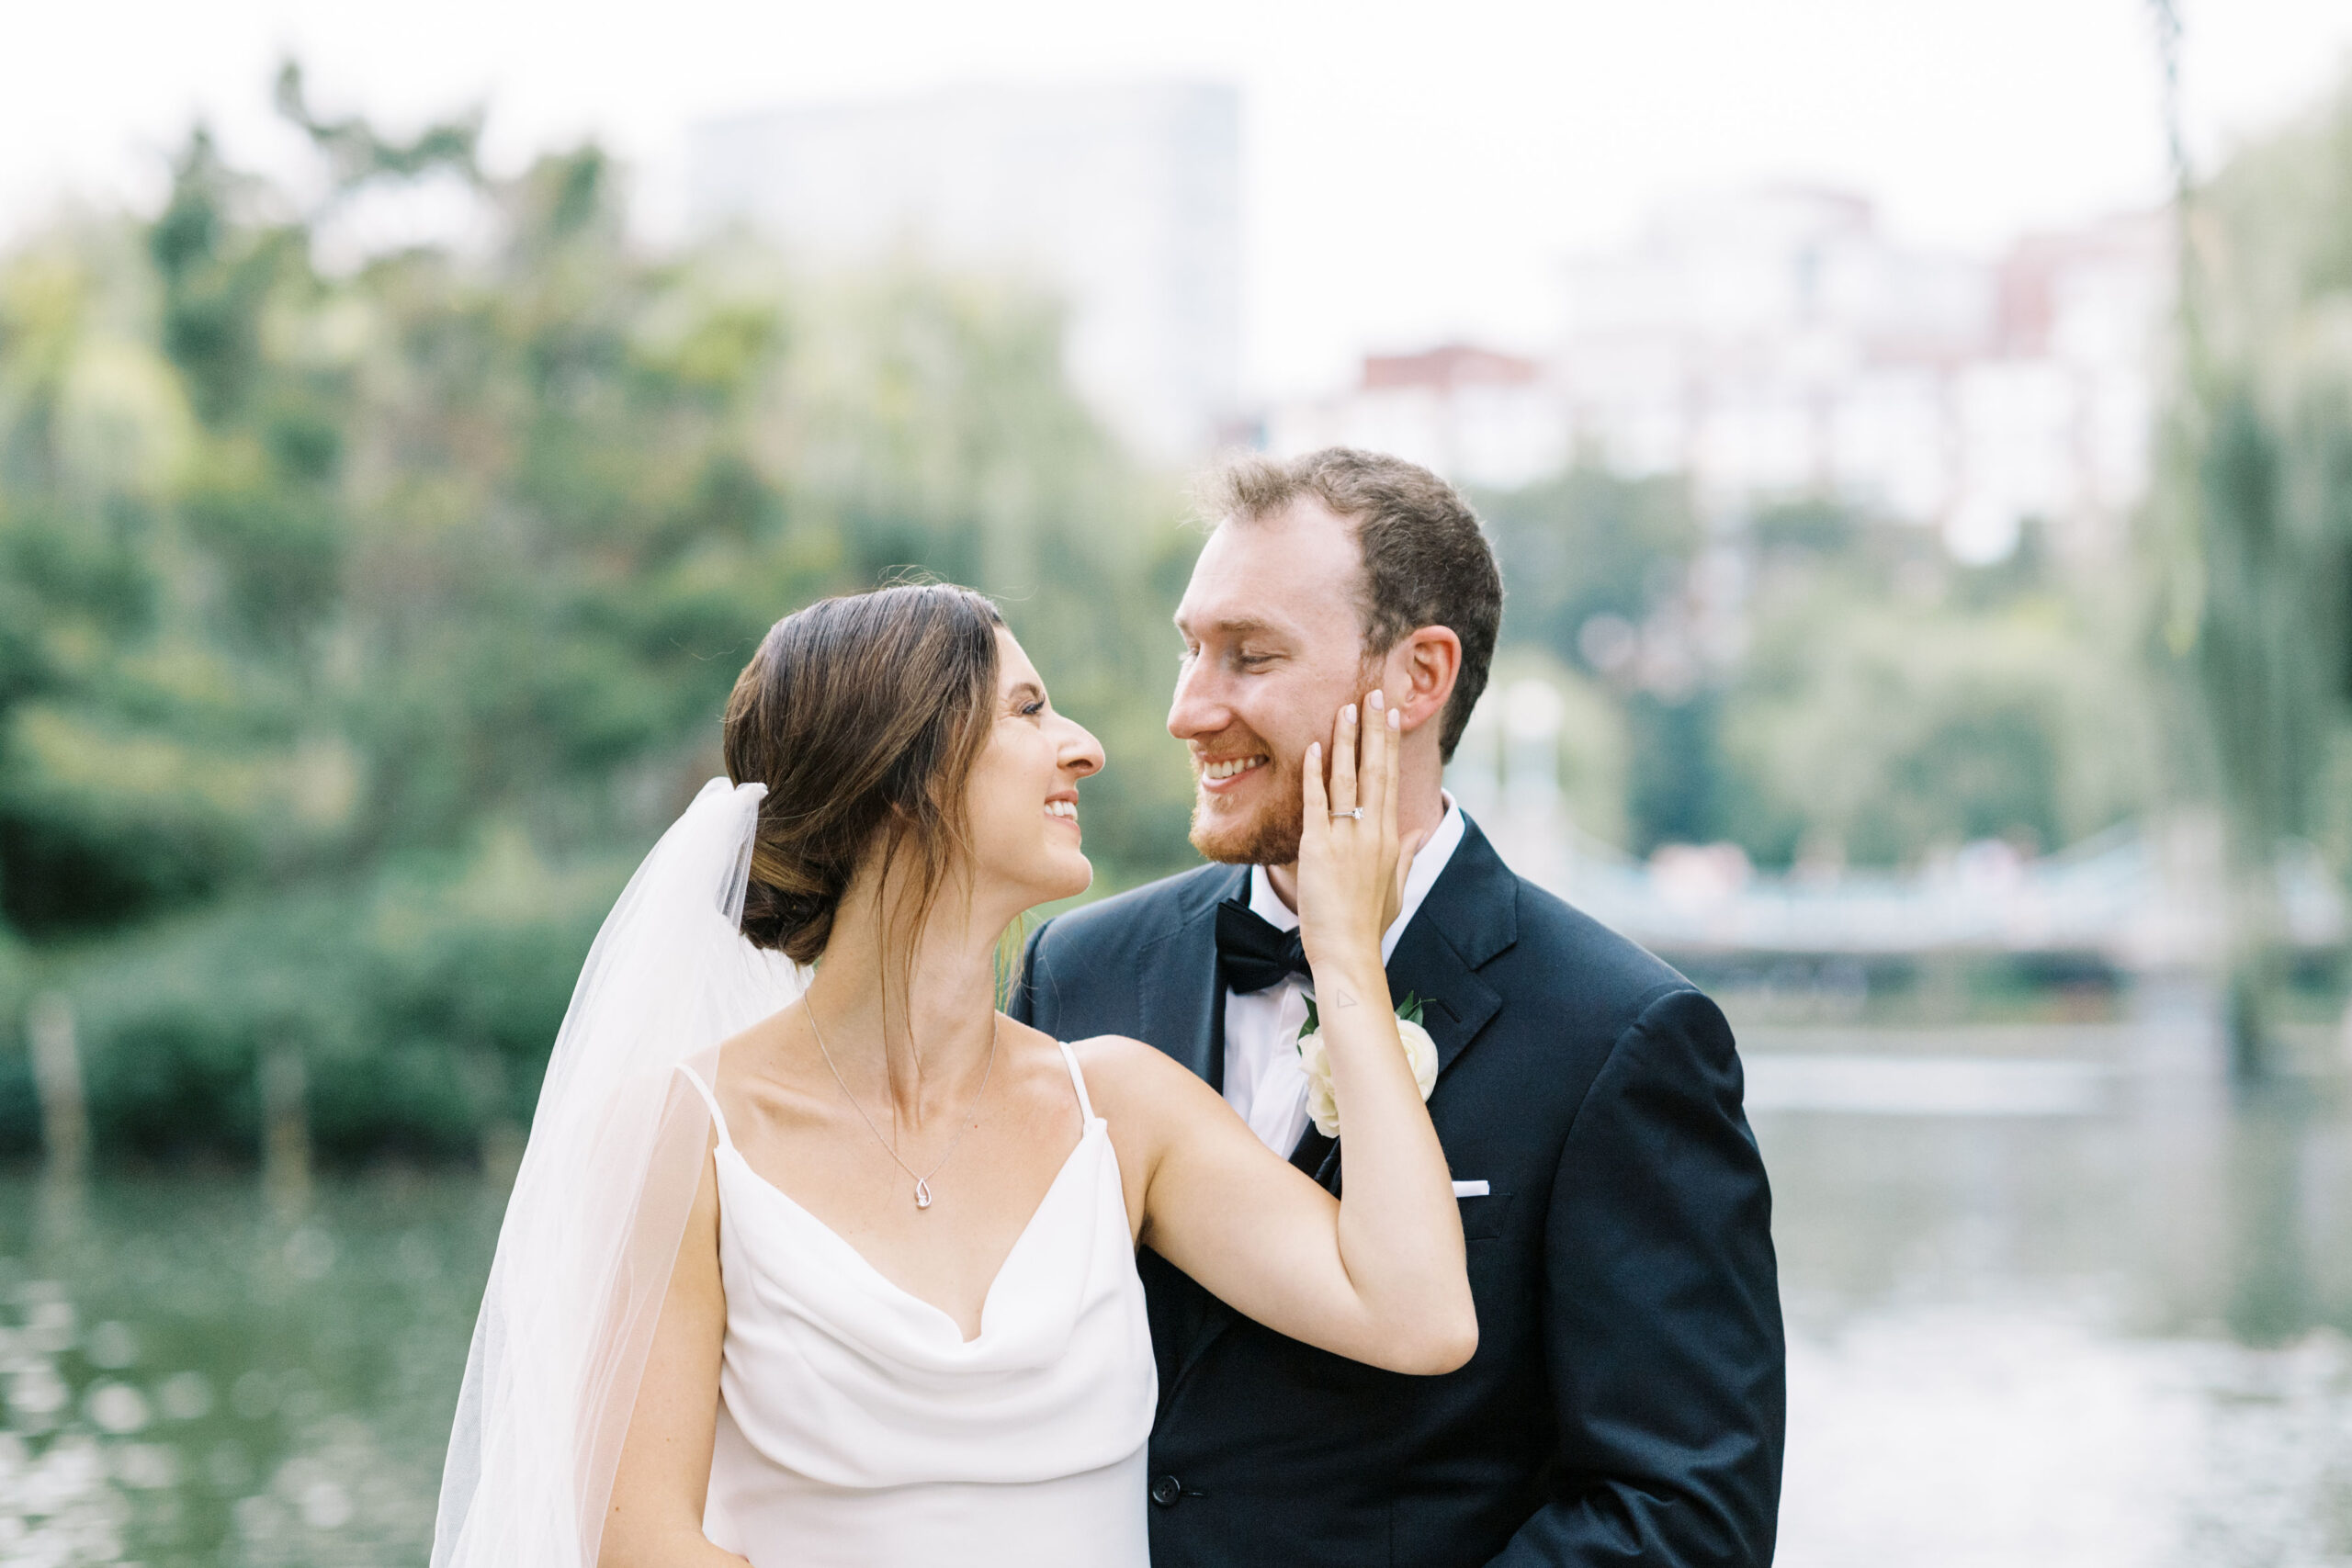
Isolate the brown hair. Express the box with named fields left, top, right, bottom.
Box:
left=1203, top=447, right=1502, bottom=760
left=723, top=583, right=1004, bottom=963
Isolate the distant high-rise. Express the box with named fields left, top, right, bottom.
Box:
left=691, top=81, right=1241, bottom=464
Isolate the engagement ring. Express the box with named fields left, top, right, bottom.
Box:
left=1329, top=807, right=1363, bottom=820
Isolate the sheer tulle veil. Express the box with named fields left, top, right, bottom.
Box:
left=432, top=778, right=805, bottom=1567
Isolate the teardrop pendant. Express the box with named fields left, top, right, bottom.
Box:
left=913, top=1178, right=933, bottom=1210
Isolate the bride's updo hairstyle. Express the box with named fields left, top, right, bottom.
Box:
left=723, top=583, right=1005, bottom=962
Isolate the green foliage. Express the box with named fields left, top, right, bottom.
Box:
left=1476, top=460, right=2153, bottom=865
left=55, top=838, right=623, bottom=1162
left=1477, top=464, right=1699, bottom=663
left=274, top=61, right=482, bottom=194
left=2142, top=66, right=2352, bottom=1069
left=2147, top=68, right=2352, bottom=851
left=1724, top=572, right=2152, bottom=865
left=1474, top=647, right=1631, bottom=847
left=1625, top=688, right=1733, bottom=855
left=0, top=91, right=1196, bottom=1164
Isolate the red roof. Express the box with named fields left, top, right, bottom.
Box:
left=1361, top=343, right=1540, bottom=392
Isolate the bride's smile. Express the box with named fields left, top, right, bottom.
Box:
left=961, top=633, right=1102, bottom=909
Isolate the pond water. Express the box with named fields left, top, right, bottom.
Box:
left=4, top=1024, right=2351, bottom=1566
left=0, top=1175, right=500, bottom=1567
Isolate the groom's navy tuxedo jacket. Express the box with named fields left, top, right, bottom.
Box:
left=1011, top=815, right=1783, bottom=1567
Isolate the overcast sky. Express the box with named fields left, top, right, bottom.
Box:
left=9, top=0, right=2352, bottom=398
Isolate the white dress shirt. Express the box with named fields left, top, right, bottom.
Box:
left=1221, top=795, right=1467, bottom=1155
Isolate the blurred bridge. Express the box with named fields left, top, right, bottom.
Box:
left=1495, top=818, right=2341, bottom=964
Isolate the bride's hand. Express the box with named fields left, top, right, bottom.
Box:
left=1123, top=683, right=1476, bottom=1380
left=1296, top=690, right=1422, bottom=976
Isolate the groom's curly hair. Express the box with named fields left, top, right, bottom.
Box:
left=1202, top=447, right=1502, bottom=761
left=724, top=582, right=1003, bottom=964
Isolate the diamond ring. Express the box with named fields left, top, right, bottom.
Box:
left=1329, top=807, right=1364, bottom=820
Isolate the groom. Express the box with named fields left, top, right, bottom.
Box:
left=1012, top=448, right=1783, bottom=1566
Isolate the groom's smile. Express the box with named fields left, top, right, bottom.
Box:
left=1186, top=729, right=1290, bottom=836
left=1198, top=753, right=1269, bottom=784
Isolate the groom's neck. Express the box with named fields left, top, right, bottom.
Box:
left=1261, top=769, right=1447, bottom=913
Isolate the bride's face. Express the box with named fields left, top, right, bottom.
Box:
left=962, top=628, right=1105, bottom=909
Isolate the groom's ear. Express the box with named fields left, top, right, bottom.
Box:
left=1385, top=626, right=1462, bottom=738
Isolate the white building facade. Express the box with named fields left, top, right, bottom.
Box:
left=691, top=81, right=1241, bottom=464
left=1270, top=186, right=2170, bottom=561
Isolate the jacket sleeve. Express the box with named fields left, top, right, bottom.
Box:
left=1487, top=987, right=1785, bottom=1567
left=1007, top=917, right=1053, bottom=1031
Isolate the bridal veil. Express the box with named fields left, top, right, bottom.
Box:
left=432, top=778, right=804, bottom=1568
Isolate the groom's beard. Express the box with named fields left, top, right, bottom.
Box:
left=1188, top=753, right=1304, bottom=868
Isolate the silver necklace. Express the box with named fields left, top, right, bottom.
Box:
left=804, top=1002, right=998, bottom=1211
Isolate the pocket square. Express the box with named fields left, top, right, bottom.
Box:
left=1451, top=1179, right=1490, bottom=1197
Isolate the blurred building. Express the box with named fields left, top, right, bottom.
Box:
left=1558, top=186, right=2167, bottom=559
left=1963, top=212, right=2171, bottom=558
left=1555, top=187, right=1980, bottom=524
left=690, top=81, right=1241, bottom=464
left=1268, top=186, right=2170, bottom=561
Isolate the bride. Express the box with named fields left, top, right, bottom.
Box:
left=432, top=582, right=1475, bottom=1568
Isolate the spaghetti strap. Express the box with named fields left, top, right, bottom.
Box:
left=673, top=1062, right=735, bottom=1149
left=1053, top=1041, right=1097, bottom=1122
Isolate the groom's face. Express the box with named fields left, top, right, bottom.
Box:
left=1170, top=500, right=1376, bottom=867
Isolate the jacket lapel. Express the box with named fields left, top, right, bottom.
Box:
left=1302, top=815, right=1515, bottom=1187
left=1136, top=863, right=1249, bottom=1091
left=1383, top=819, right=1514, bottom=1075
left=1137, top=864, right=1249, bottom=1386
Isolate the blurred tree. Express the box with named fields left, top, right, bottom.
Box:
left=274, top=61, right=482, bottom=199
left=1476, top=463, right=1700, bottom=678
left=1476, top=465, right=1723, bottom=855
left=1475, top=457, right=2154, bottom=869
left=0, top=73, right=1193, bottom=1164
left=1624, top=689, right=1732, bottom=856
left=1723, top=570, right=2152, bottom=869
left=2143, top=47, right=2352, bottom=1077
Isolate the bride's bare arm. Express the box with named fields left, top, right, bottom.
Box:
left=1082, top=692, right=1476, bottom=1375
left=600, top=1148, right=749, bottom=1568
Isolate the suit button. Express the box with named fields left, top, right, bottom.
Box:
left=1150, top=1474, right=1182, bottom=1508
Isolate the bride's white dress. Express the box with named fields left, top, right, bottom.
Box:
left=672, top=1041, right=1157, bottom=1567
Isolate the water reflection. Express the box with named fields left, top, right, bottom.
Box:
left=1759, top=1029, right=2352, bottom=1566
left=2, top=1031, right=2349, bottom=1565
left=0, top=1178, right=499, bottom=1567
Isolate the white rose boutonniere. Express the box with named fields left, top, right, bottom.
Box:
left=1295, top=992, right=1440, bottom=1139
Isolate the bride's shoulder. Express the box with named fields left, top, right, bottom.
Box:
left=1062, top=1033, right=1216, bottom=1117
left=993, top=1019, right=1213, bottom=1121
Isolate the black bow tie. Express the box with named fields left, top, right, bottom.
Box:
left=1216, top=898, right=1310, bottom=995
